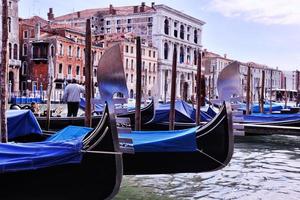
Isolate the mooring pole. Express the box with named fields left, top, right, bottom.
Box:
left=85, top=19, right=92, bottom=127
left=284, top=77, right=288, bottom=109
left=246, top=65, right=251, bottom=115
left=0, top=0, right=9, bottom=143
left=296, top=70, right=300, bottom=106
left=169, top=45, right=177, bottom=130
left=269, top=70, right=273, bottom=113
left=196, top=50, right=202, bottom=125
left=260, top=70, right=265, bottom=113
left=135, top=37, right=142, bottom=131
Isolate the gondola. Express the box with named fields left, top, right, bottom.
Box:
left=10, top=99, right=154, bottom=130
left=1, top=104, right=123, bottom=200
left=121, top=102, right=234, bottom=175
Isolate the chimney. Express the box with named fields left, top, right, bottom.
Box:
left=47, top=8, right=54, bottom=21
left=140, top=2, right=145, bottom=12
left=224, top=54, right=227, bottom=59
left=133, top=6, right=138, bottom=13
left=109, top=4, right=116, bottom=15
left=151, top=2, right=155, bottom=8
left=35, top=23, right=41, bottom=40
left=77, top=11, right=81, bottom=18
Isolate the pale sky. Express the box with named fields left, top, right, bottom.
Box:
left=19, top=0, right=300, bottom=71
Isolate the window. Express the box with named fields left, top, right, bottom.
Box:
left=164, top=19, right=169, bottom=35
left=180, top=25, right=185, bottom=39
left=131, top=46, right=134, bottom=54
left=77, top=47, right=80, bottom=58
left=23, top=30, right=28, bottom=39
left=142, top=61, right=145, bottom=71
left=127, top=19, right=132, bottom=24
left=8, top=17, right=11, bottom=33
left=76, top=66, right=80, bottom=75
left=180, top=47, right=184, bottom=63
left=131, top=74, right=133, bottom=83
left=126, top=59, right=129, bottom=69
left=149, top=63, right=152, bottom=72
left=59, top=44, right=63, bottom=56
left=106, top=20, right=110, bottom=25
left=23, top=44, right=27, bottom=56
left=149, top=76, right=151, bottom=84
left=9, top=43, right=12, bottom=59
left=125, top=45, right=129, bottom=53
left=164, top=43, right=168, bottom=60
left=116, top=27, right=121, bottom=33
left=187, top=34, right=190, bottom=41
left=153, top=64, right=156, bottom=72
left=68, top=46, right=72, bottom=57
left=13, top=44, right=18, bottom=60
left=153, top=77, right=155, bottom=84
left=194, top=30, right=198, bottom=44
left=148, top=17, right=153, bottom=22
left=148, top=50, right=151, bottom=57
left=131, top=59, right=134, bottom=70
left=50, top=45, right=55, bottom=58
left=194, top=50, right=197, bottom=65
left=127, top=26, right=132, bottom=32
left=68, top=65, right=72, bottom=74
left=9, top=1, right=12, bottom=8
left=117, top=19, right=121, bottom=24
left=106, top=28, right=111, bottom=33
left=153, top=51, right=156, bottom=58
left=22, top=62, right=27, bottom=75
left=59, top=64, right=63, bottom=74
left=94, top=69, right=97, bottom=77
left=126, top=73, right=128, bottom=82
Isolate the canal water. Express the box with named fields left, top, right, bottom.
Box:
left=122, top=135, right=300, bottom=200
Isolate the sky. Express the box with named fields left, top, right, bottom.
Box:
left=19, top=0, right=300, bottom=71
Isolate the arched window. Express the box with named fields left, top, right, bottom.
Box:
left=194, top=50, right=197, bottom=65
left=164, top=19, right=169, bottom=35
left=50, top=45, right=55, bottom=58
left=23, top=44, right=28, bottom=56
left=9, top=43, right=12, bottom=59
left=126, top=58, right=129, bottom=69
left=8, top=17, right=11, bottom=33
left=131, top=59, right=134, bottom=70
left=187, top=48, right=191, bottom=64
left=68, top=46, right=72, bottom=57
left=180, top=46, right=184, bottom=63
left=164, top=43, right=169, bottom=60
left=22, top=62, right=27, bottom=75
left=76, top=66, right=80, bottom=76
left=77, top=47, right=80, bottom=58
left=13, top=44, right=18, bottom=59
left=194, top=30, right=198, bottom=44
left=180, top=25, right=185, bottom=39
left=59, top=44, right=63, bottom=55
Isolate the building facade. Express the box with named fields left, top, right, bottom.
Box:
left=0, top=0, right=21, bottom=94
left=50, top=3, right=205, bottom=101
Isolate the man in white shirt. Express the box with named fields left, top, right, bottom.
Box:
left=63, top=79, right=85, bottom=117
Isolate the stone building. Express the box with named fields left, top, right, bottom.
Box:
left=19, top=17, right=104, bottom=100
left=49, top=2, right=205, bottom=101
left=0, top=0, right=21, bottom=94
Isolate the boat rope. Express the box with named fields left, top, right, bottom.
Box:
left=197, top=149, right=227, bottom=167
left=81, top=150, right=122, bottom=155
left=196, top=116, right=226, bottom=138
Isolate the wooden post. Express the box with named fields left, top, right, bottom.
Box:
left=85, top=19, right=92, bottom=127
left=135, top=37, right=142, bottom=131
left=269, top=70, right=273, bottom=113
left=0, top=0, right=9, bottom=143
left=169, top=45, right=177, bottom=130
left=208, top=76, right=211, bottom=101
left=196, top=50, right=202, bottom=125
left=284, top=77, right=288, bottom=109
left=296, top=70, right=300, bottom=106
left=246, top=66, right=251, bottom=115
left=260, top=70, right=265, bottom=113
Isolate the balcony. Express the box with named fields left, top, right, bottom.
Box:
left=9, top=59, right=21, bottom=67
left=31, top=42, right=49, bottom=64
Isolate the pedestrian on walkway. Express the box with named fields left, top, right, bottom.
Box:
left=62, top=78, right=85, bottom=117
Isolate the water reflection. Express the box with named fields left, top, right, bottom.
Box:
left=126, top=135, right=300, bottom=200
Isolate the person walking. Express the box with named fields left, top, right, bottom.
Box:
left=63, top=78, right=85, bottom=117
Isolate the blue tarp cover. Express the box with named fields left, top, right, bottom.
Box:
left=0, top=126, right=92, bottom=173
left=237, top=102, right=285, bottom=113
left=7, top=110, right=42, bottom=140
left=153, top=100, right=213, bottom=123
left=120, top=127, right=198, bottom=152
left=242, top=113, right=300, bottom=123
